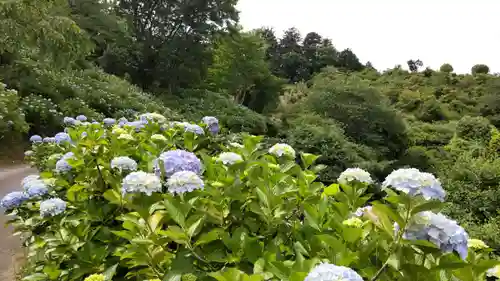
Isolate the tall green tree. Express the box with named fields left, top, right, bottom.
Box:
left=0, top=0, right=92, bottom=67
left=115, top=0, right=239, bottom=92
left=207, top=30, right=284, bottom=113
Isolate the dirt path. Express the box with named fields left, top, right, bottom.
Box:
left=0, top=165, right=37, bottom=280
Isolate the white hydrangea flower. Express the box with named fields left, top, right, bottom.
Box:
left=118, top=133, right=135, bottom=141
left=111, top=156, right=138, bottom=172
left=151, top=134, right=167, bottom=142
left=166, top=171, right=204, bottom=195
left=216, top=152, right=243, bottom=165
left=229, top=142, right=244, bottom=148
left=382, top=168, right=446, bottom=202
left=122, top=171, right=162, bottom=196
left=139, top=112, right=166, bottom=123
left=338, top=168, right=373, bottom=185
left=487, top=265, right=500, bottom=278
left=269, top=143, right=296, bottom=158
left=40, top=198, right=67, bottom=217
left=305, top=263, right=363, bottom=281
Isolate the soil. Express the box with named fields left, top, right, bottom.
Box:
left=0, top=166, right=37, bottom=280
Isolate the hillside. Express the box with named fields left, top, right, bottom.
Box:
left=1, top=0, right=500, bottom=254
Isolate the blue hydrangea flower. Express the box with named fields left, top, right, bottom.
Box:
left=382, top=168, right=446, bottom=202
left=338, top=168, right=373, bottom=185
left=103, top=118, right=116, bottom=126
left=55, top=152, right=74, bottom=173
left=118, top=117, right=128, bottom=127
left=154, top=150, right=202, bottom=177
left=21, top=175, right=40, bottom=188
left=121, top=171, right=162, bottom=196
left=216, top=152, right=243, bottom=165
left=269, top=143, right=296, bottom=158
left=0, top=192, right=29, bottom=209
left=76, top=115, right=87, bottom=121
left=184, top=124, right=204, bottom=135
left=166, top=171, right=204, bottom=195
left=397, top=211, right=469, bottom=260
left=202, top=116, right=220, bottom=134
left=30, top=135, right=42, bottom=143
left=63, top=117, right=77, bottom=126
left=304, top=263, right=363, bottom=281
left=126, top=120, right=145, bottom=131
left=27, top=184, right=48, bottom=197
left=54, top=132, right=71, bottom=144
left=81, top=132, right=88, bottom=138
left=111, top=156, right=138, bottom=172
left=40, top=198, right=66, bottom=217
left=43, top=137, right=55, bottom=143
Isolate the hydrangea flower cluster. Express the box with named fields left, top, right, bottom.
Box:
left=304, top=263, right=363, bottom=281
left=382, top=168, right=446, bottom=202
left=184, top=123, right=204, bottom=135
left=487, top=265, right=500, bottom=278
left=343, top=217, right=363, bottom=228
left=0, top=192, right=29, bottom=209
left=111, top=156, right=138, bottom=172
left=397, top=211, right=469, bottom=260
left=166, top=171, right=205, bottom=194
left=29, top=135, right=42, bottom=143
left=54, top=132, right=71, bottom=144
left=83, top=274, right=105, bottom=281
left=103, top=118, right=116, bottom=126
left=338, top=168, right=373, bottom=185
left=76, top=115, right=87, bottom=122
left=269, top=143, right=296, bottom=158
left=22, top=176, right=49, bottom=198
left=122, top=171, right=162, bottom=196
left=202, top=116, right=220, bottom=134
left=55, top=152, right=75, bottom=173
left=216, top=152, right=243, bottom=165
left=468, top=239, right=488, bottom=250
left=63, top=117, right=77, bottom=126
left=43, top=137, right=55, bottom=143
left=139, top=112, right=167, bottom=123
left=154, top=150, right=202, bottom=177
left=40, top=198, right=67, bottom=217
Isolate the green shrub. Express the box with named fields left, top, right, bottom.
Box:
left=456, top=116, right=492, bottom=142
left=307, top=82, right=409, bottom=158
left=0, top=82, right=28, bottom=139
left=471, top=64, right=490, bottom=75
left=163, top=90, right=272, bottom=135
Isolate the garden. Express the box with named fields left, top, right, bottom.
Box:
left=2, top=112, right=500, bottom=281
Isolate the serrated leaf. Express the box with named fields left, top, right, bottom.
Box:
left=187, top=217, right=204, bottom=237
left=164, top=197, right=186, bottom=228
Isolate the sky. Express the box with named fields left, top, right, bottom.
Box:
left=236, top=0, right=500, bottom=74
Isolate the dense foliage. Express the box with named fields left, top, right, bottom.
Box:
left=2, top=0, right=500, bottom=279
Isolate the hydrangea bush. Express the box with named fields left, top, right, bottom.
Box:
left=5, top=113, right=500, bottom=281
left=0, top=82, right=29, bottom=139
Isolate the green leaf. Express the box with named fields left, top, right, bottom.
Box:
left=322, top=184, right=340, bottom=196
left=411, top=200, right=444, bottom=216
left=187, top=216, right=204, bottom=237
left=194, top=228, right=225, bottom=247
left=103, top=189, right=122, bottom=205
left=372, top=203, right=404, bottom=226
left=103, top=264, right=118, bottom=281
left=164, top=197, right=186, bottom=228
left=161, top=226, right=189, bottom=244
left=148, top=211, right=165, bottom=232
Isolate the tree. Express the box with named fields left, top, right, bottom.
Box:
left=472, top=64, right=490, bottom=75
left=206, top=31, right=284, bottom=112
left=407, top=59, right=423, bottom=72
left=440, top=63, right=454, bottom=73
left=116, top=0, right=239, bottom=92
left=337, top=49, right=363, bottom=71
left=0, top=0, right=92, bottom=67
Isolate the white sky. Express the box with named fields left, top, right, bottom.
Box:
left=236, top=0, right=500, bottom=74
